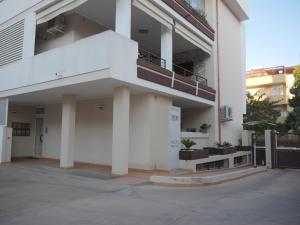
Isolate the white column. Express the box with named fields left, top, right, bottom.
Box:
left=161, top=25, right=173, bottom=70
left=0, top=98, right=9, bottom=126
left=242, top=130, right=254, bottom=146
left=23, top=12, right=36, bottom=58
left=112, top=86, right=130, bottom=175
left=265, top=130, right=272, bottom=168
left=229, top=157, right=235, bottom=168
left=60, top=95, right=76, bottom=168
left=0, top=98, right=11, bottom=164
left=115, top=0, right=131, bottom=38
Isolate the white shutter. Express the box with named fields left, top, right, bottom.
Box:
left=0, top=19, right=24, bottom=67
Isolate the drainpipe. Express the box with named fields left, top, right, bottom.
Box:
left=216, top=0, right=221, bottom=143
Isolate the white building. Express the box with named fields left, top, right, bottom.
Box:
left=0, top=0, right=249, bottom=174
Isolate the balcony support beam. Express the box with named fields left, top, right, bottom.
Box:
left=112, top=86, right=130, bottom=175
left=60, top=95, right=76, bottom=168
left=115, top=0, right=132, bottom=38
left=23, top=12, right=36, bottom=58
left=161, top=24, right=173, bottom=71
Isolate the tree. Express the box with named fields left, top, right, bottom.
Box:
left=285, top=67, right=300, bottom=134
left=243, top=92, right=281, bottom=133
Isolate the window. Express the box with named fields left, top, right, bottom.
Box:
left=271, top=85, right=283, bottom=96
left=280, top=111, right=288, bottom=118
left=12, top=122, right=31, bottom=136
left=186, top=0, right=205, bottom=12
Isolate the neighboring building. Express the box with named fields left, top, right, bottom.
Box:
left=0, top=0, right=248, bottom=174
left=246, top=66, right=296, bottom=123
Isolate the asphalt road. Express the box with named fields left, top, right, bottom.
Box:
left=0, top=164, right=299, bottom=225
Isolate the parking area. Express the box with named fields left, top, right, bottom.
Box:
left=0, top=163, right=300, bottom=225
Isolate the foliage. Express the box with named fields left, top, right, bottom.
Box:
left=181, top=0, right=208, bottom=24
left=181, top=139, right=196, bottom=150
left=243, top=92, right=281, bottom=133
left=285, top=67, right=300, bottom=134
left=216, top=141, right=232, bottom=148
left=198, top=123, right=211, bottom=133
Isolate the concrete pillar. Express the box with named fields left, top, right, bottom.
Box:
left=112, top=86, right=130, bottom=175
left=115, top=0, right=131, bottom=38
left=0, top=98, right=9, bottom=126
left=23, top=12, right=36, bottom=58
left=161, top=25, right=173, bottom=70
left=0, top=99, right=11, bottom=163
left=242, top=130, right=254, bottom=146
left=265, top=130, right=272, bottom=168
left=229, top=157, right=235, bottom=168
left=60, top=95, right=76, bottom=168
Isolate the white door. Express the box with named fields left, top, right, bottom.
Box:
left=169, top=106, right=181, bottom=170
left=34, top=118, right=44, bottom=158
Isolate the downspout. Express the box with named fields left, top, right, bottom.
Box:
left=216, top=0, right=221, bottom=143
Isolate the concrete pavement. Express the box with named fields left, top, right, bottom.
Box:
left=0, top=164, right=300, bottom=225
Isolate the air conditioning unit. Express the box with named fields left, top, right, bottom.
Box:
left=46, top=15, right=65, bottom=36
left=220, top=106, right=233, bottom=122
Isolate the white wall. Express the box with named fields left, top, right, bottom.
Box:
left=35, top=13, right=107, bottom=54
left=219, top=1, right=245, bottom=145
left=181, top=106, right=216, bottom=146
left=43, top=98, right=113, bottom=166
left=8, top=105, right=36, bottom=157
left=41, top=94, right=172, bottom=170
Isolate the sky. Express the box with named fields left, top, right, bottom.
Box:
left=246, top=0, right=300, bottom=71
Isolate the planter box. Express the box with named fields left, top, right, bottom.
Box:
left=204, top=147, right=237, bottom=155
left=179, top=149, right=209, bottom=160
left=235, top=146, right=252, bottom=151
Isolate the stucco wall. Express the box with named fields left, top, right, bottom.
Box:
left=8, top=94, right=172, bottom=170
left=218, top=1, right=245, bottom=145
left=8, top=105, right=36, bottom=157
left=35, top=13, right=107, bottom=54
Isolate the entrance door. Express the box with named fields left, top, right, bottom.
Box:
left=34, top=118, right=44, bottom=158
left=169, top=106, right=181, bottom=170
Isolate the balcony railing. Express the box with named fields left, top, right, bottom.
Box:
left=173, top=64, right=207, bottom=86
left=162, top=0, right=215, bottom=40
left=138, top=48, right=166, bottom=69
left=138, top=48, right=208, bottom=86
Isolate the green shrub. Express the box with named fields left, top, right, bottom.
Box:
left=216, top=141, right=232, bottom=148
left=181, top=139, right=196, bottom=150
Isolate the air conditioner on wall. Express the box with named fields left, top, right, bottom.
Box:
left=46, top=15, right=65, bottom=36
left=220, top=106, right=233, bottom=122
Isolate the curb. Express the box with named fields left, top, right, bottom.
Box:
left=150, top=166, right=267, bottom=186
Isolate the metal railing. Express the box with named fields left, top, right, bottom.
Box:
left=173, top=64, right=207, bottom=86
left=175, top=0, right=209, bottom=25
left=138, top=48, right=166, bottom=69
left=138, top=48, right=207, bottom=86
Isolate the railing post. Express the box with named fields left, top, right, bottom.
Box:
left=196, top=81, right=199, bottom=96
left=265, top=130, right=272, bottom=168
left=171, top=72, right=175, bottom=88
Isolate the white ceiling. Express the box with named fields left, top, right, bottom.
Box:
left=9, top=78, right=209, bottom=109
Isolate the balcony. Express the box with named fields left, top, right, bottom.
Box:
left=0, top=31, right=138, bottom=92
left=137, top=49, right=216, bottom=101
left=162, top=0, right=215, bottom=40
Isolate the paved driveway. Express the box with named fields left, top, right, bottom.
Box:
left=0, top=164, right=300, bottom=225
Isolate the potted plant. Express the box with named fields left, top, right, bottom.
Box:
left=204, top=141, right=237, bottom=155
left=235, top=145, right=252, bottom=151
left=179, top=139, right=209, bottom=160
left=198, top=123, right=211, bottom=134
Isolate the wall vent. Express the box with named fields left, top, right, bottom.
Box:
left=0, top=19, right=24, bottom=67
